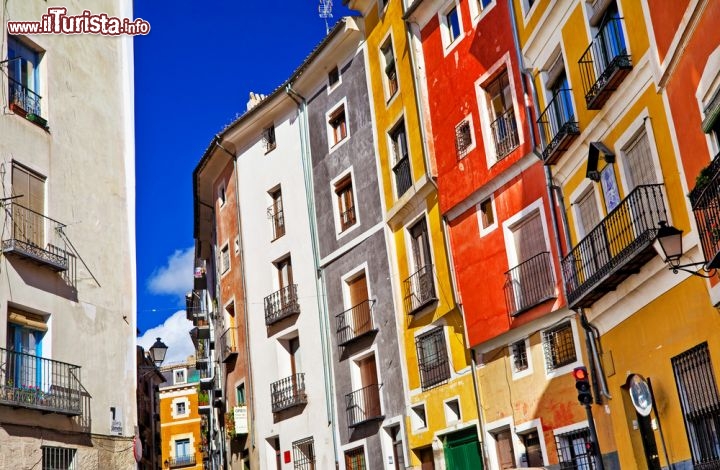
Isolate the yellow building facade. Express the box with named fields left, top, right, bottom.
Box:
left=159, top=365, right=205, bottom=470
left=346, top=0, right=480, bottom=467
left=514, top=0, right=720, bottom=468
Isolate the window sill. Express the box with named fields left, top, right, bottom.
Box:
left=9, top=103, right=49, bottom=130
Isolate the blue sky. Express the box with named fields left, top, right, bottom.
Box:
left=134, top=1, right=354, bottom=362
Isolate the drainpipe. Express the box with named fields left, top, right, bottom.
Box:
left=285, top=84, right=339, bottom=466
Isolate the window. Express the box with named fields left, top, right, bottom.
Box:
left=416, top=327, right=451, bottom=389
left=555, top=427, right=594, bottom=470
left=479, top=196, right=496, bottom=232
left=7, top=36, right=43, bottom=118
left=176, top=401, right=186, bottom=415
left=335, top=174, right=356, bottom=232
left=493, top=429, right=516, bottom=469
left=576, top=188, right=600, bottom=239
left=542, top=322, right=577, bottom=372
left=218, top=183, right=226, bottom=207
left=622, top=128, right=658, bottom=189
left=389, top=119, right=412, bottom=197
left=236, top=383, right=246, bottom=405
left=410, top=404, right=427, bottom=431
left=221, top=244, right=230, bottom=274
left=328, top=66, right=340, bottom=89
left=345, top=447, right=366, bottom=470
left=455, top=119, right=473, bottom=158
left=484, top=70, right=519, bottom=159
left=511, top=340, right=528, bottom=372
left=263, top=125, right=276, bottom=153
left=672, top=342, right=720, bottom=467
left=175, top=438, right=192, bottom=461
left=381, top=39, right=398, bottom=100
left=352, top=354, right=381, bottom=422
left=268, top=187, right=285, bottom=240
left=173, top=369, right=186, bottom=385
left=328, top=104, right=348, bottom=147
left=292, top=437, right=315, bottom=470
left=12, top=162, right=45, bottom=247
left=388, top=425, right=405, bottom=469
left=405, top=218, right=436, bottom=313
left=42, top=446, right=76, bottom=470
left=443, top=4, right=462, bottom=46
left=444, top=399, right=461, bottom=424
left=519, top=430, right=544, bottom=467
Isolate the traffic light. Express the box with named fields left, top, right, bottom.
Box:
left=584, top=440, right=597, bottom=456
left=573, top=366, right=593, bottom=406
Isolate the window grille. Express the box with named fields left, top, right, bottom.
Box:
left=292, top=437, right=315, bottom=470
left=542, top=322, right=576, bottom=371
left=554, top=428, right=594, bottom=470
left=345, top=447, right=366, bottom=470
left=42, top=446, right=76, bottom=470
left=455, top=120, right=472, bottom=158
left=416, top=327, right=451, bottom=389
left=512, top=340, right=529, bottom=371
left=672, top=342, right=720, bottom=468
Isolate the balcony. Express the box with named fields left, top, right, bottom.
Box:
left=195, top=339, right=209, bottom=369
left=198, top=368, right=213, bottom=390
left=270, top=373, right=306, bottom=413
left=264, top=284, right=300, bottom=326
left=562, top=184, right=667, bottom=309
left=336, top=300, right=377, bottom=347
left=2, top=202, right=68, bottom=271
left=490, top=108, right=519, bottom=160
left=403, top=265, right=437, bottom=315
left=393, top=155, right=412, bottom=197
left=345, top=384, right=383, bottom=428
left=168, top=455, right=196, bottom=468
left=9, top=77, right=46, bottom=127
left=579, top=17, right=632, bottom=110
left=192, top=319, right=210, bottom=340
left=218, top=327, right=238, bottom=363
left=0, top=348, right=83, bottom=415
left=193, top=267, right=207, bottom=290
left=538, top=89, right=580, bottom=164
left=689, top=152, right=720, bottom=269
left=504, top=252, right=556, bottom=316
left=267, top=203, right=285, bottom=240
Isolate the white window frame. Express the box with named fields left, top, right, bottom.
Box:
left=614, top=110, right=665, bottom=195
left=404, top=211, right=436, bottom=275
left=552, top=420, right=592, bottom=467
left=348, top=345, right=382, bottom=403
left=326, top=98, right=350, bottom=152
left=341, top=442, right=370, bottom=470
left=477, top=194, right=498, bottom=237
left=331, top=167, right=361, bottom=238
left=570, top=180, right=603, bottom=240
left=509, top=337, right=533, bottom=380
left=696, top=46, right=720, bottom=156
left=379, top=32, right=400, bottom=104
left=381, top=418, right=408, bottom=470
left=220, top=243, right=231, bottom=275
left=443, top=396, right=462, bottom=426
left=173, top=368, right=187, bottom=385
left=439, top=0, right=464, bottom=55
left=412, top=320, right=453, bottom=390
left=521, top=0, right=539, bottom=23
left=455, top=113, right=477, bottom=160
left=484, top=416, right=524, bottom=470
left=475, top=53, right=524, bottom=166
left=515, top=418, right=549, bottom=467
left=341, top=262, right=372, bottom=312
left=327, top=65, right=342, bottom=94
left=410, top=402, right=428, bottom=433
left=387, top=115, right=412, bottom=199
left=170, top=396, right=190, bottom=419
left=541, top=319, right=583, bottom=379
left=262, top=124, right=277, bottom=153
left=218, top=182, right=226, bottom=208
left=468, top=0, right=497, bottom=25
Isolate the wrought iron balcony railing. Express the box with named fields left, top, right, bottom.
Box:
left=168, top=455, right=196, bottom=468
left=345, top=384, right=383, bottom=428
left=562, top=184, right=667, bottom=308
left=270, top=373, right=306, bottom=413
left=218, top=327, right=238, bottom=363
left=393, top=155, right=412, bottom=197
left=2, top=202, right=69, bottom=271
left=504, top=252, right=556, bottom=316
left=0, top=347, right=83, bottom=415
left=9, top=77, right=42, bottom=118
left=538, top=89, right=580, bottom=164
left=578, top=17, right=632, bottom=110
left=689, top=152, right=720, bottom=269
left=490, top=108, right=519, bottom=159
left=264, top=284, right=300, bottom=325
left=403, top=265, right=437, bottom=315
left=336, top=299, right=377, bottom=346
left=267, top=204, right=285, bottom=240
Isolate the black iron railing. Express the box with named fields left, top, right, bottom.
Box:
left=270, top=373, right=306, bottom=413
left=562, top=184, right=666, bottom=307
left=689, top=152, right=720, bottom=269
left=346, top=384, right=383, bottom=427
left=416, top=327, right=451, bottom=390
left=0, top=347, right=83, bottom=415
left=168, top=455, right=196, bottom=468
left=504, top=252, right=556, bottom=316
left=336, top=300, right=376, bottom=346
left=555, top=428, right=595, bottom=470
left=578, top=17, right=632, bottom=110
left=490, top=108, right=519, bottom=159
left=393, top=155, right=412, bottom=197
left=538, top=89, right=579, bottom=164
left=218, top=327, right=238, bottom=363
left=264, top=284, right=300, bottom=325
left=1, top=202, right=68, bottom=271
left=403, top=265, right=436, bottom=315
left=9, top=77, right=42, bottom=117
left=195, top=339, right=209, bottom=362
left=267, top=203, right=285, bottom=240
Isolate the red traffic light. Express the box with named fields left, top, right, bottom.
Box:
left=573, top=366, right=589, bottom=380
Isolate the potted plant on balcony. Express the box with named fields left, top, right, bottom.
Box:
left=225, top=411, right=236, bottom=438
left=197, top=389, right=209, bottom=407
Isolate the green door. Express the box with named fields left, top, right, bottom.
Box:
left=444, top=427, right=483, bottom=470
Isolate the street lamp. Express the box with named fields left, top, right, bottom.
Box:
left=149, top=337, right=168, bottom=367
left=653, top=221, right=717, bottom=278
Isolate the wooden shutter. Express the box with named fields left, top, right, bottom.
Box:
left=577, top=189, right=601, bottom=238
left=348, top=274, right=368, bottom=307
left=624, top=130, right=657, bottom=189
left=513, top=211, right=545, bottom=263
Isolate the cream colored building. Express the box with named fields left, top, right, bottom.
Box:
left=0, top=1, right=137, bottom=468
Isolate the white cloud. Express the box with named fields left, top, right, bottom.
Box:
left=138, top=310, right=195, bottom=365
left=147, top=247, right=194, bottom=297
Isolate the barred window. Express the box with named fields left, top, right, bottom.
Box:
left=512, top=340, right=528, bottom=372
left=345, top=447, right=366, bottom=470
left=42, top=446, right=76, bottom=470
left=263, top=125, right=276, bottom=153
left=554, top=427, right=594, bottom=470
left=542, top=321, right=576, bottom=371
left=455, top=120, right=473, bottom=158
left=292, top=437, right=315, bottom=470
left=416, top=327, right=451, bottom=390
left=672, top=342, right=720, bottom=467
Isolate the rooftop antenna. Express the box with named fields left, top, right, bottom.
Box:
left=319, top=0, right=333, bottom=35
